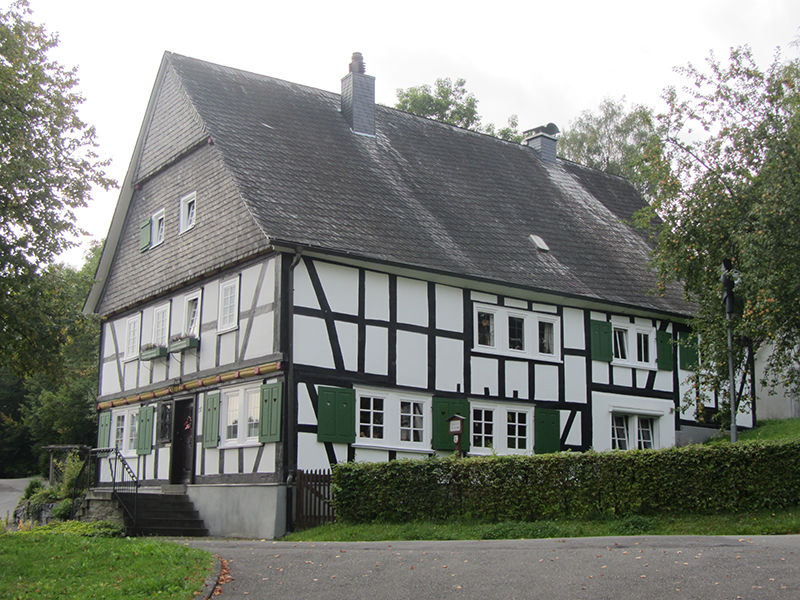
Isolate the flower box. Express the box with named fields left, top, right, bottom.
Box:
left=139, top=345, right=168, bottom=360
left=168, top=336, right=200, bottom=353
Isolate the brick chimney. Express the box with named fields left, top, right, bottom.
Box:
left=523, top=123, right=560, bottom=163
left=341, top=52, right=375, bottom=136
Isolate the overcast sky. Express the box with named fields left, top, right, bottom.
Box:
left=23, top=0, right=800, bottom=267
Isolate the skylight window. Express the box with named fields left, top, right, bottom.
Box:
left=529, top=234, right=549, bottom=252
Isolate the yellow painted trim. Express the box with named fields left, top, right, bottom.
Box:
left=96, top=361, right=282, bottom=410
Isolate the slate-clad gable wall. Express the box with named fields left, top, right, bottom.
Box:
left=97, top=145, right=269, bottom=316
left=135, top=63, right=208, bottom=182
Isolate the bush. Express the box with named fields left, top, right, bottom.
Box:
left=15, top=520, right=125, bottom=538
left=58, top=451, right=87, bottom=499
left=22, top=478, right=45, bottom=500
left=332, top=441, right=800, bottom=523
left=50, top=499, right=74, bottom=521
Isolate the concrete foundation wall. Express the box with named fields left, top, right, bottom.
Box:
left=187, top=483, right=286, bottom=539
left=676, top=425, right=720, bottom=446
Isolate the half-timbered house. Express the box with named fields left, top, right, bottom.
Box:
left=84, top=51, right=753, bottom=538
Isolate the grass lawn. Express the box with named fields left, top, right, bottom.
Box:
left=0, top=522, right=214, bottom=600
left=283, top=506, right=800, bottom=542
left=705, top=417, right=800, bottom=444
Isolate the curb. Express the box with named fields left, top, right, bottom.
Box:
left=198, top=554, right=224, bottom=599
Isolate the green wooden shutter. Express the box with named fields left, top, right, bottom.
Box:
left=678, top=331, right=699, bottom=371
left=317, top=387, right=356, bottom=443
left=590, top=320, right=612, bottom=362
left=656, top=330, right=674, bottom=371
left=136, top=405, right=155, bottom=455
left=139, top=219, right=151, bottom=251
left=259, top=382, right=283, bottom=443
left=97, top=411, right=112, bottom=448
left=534, top=406, right=560, bottom=454
left=203, top=391, right=221, bottom=448
left=432, top=397, right=470, bottom=452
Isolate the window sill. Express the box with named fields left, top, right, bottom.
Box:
left=217, top=325, right=238, bottom=335
left=611, top=360, right=657, bottom=371
left=352, top=442, right=434, bottom=454
left=220, top=440, right=261, bottom=449
left=473, top=347, right=562, bottom=363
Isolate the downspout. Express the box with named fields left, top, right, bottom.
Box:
left=284, top=247, right=303, bottom=534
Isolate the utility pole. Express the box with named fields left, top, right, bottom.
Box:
left=721, top=259, right=738, bottom=443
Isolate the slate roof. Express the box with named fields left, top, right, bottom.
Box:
left=90, top=52, right=691, bottom=317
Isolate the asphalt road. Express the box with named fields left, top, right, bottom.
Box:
left=0, top=477, right=33, bottom=523
left=186, top=534, right=799, bottom=600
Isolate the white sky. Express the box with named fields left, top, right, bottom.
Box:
left=23, top=0, right=800, bottom=267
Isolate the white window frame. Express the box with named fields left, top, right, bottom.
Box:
left=471, top=407, right=495, bottom=450
left=220, top=385, right=261, bottom=447
left=151, top=208, right=166, bottom=248
left=611, top=322, right=657, bottom=370
left=123, top=314, right=141, bottom=361
left=470, top=402, right=533, bottom=456
left=352, top=387, right=432, bottom=453
left=218, top=278, right=239, bottom=333
left=179, top=192, right=197, bottom=234
left=152, top=303, right=171, bottom=348
left=183, top=290, right=202, bottom=337
left=112, top=407, right=141, bottom=457
left=610, top=413, right=660, bottom=450
left=473, top=302, right=561, bottom=362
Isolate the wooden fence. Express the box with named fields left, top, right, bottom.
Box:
left=294, top=469, right=335, bottom=530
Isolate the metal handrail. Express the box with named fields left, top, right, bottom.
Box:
left=91, top=447, right=139, bottom=531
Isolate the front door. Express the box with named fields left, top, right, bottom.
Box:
left=170, top=399, right=195, bottom=484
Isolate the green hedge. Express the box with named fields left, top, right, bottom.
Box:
left=331, top=441, right=800, bottom=522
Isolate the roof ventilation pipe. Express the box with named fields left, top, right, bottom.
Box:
left=341, top=52, right=375, bottom=136
left=522, top=123, right=560, bottom=163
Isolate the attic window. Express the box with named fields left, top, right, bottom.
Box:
left=529, top=234, right=549, bottom=252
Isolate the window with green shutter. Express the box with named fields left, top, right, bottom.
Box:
left=590, top=320, right=612, bottom=362
left=97, top=411, right=112, bottom=448
left=656, top=330, right=674, bottom=371
left=203, top=391, right=221, bottom=448
left=259, top=382, right=283, bottom=443
left=140, top=219, right=151, bottom=251
left=534, top=406, right=560, bottom=454
left=678, top=331, right=699, bottom=371
left=317, top=387, right=355, bottom=444
left=432, top=397, right=470, bottom=452
left=136, top=405, right=155, bottom=455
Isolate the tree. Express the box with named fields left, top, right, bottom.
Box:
left=559, top=98, right=661, bottom=198
left=638, top=45, right=800, bottom=420
left=0, top=1, right=113, bottom=375
left=395, top=77, right=522, bottom=141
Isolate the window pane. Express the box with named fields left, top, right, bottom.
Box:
left=400, top=401, right=424, bottom=443
left=359, top=396, right=384, bottom=440
left=128, top=416, right=138, bottom=452
left=472, top=408, right=493, bottom=448
left=613, top=328, right=628, bottom=360
left=637, top=417, right=654, bottom=449
left=611, top=415, right=628, bottom=449
left=247, top=390, right=259, bottom=438
left=637, top=332, right=650, bottom=363
left=226, top=393, right=239, bottom=440
left=115, top=415, right=125, bottom=449
left=508, top=316, right=525, bottom=351
left=477, top=312, right=494, bottom=346
left=539, top=321, right=554, bottom=354
left=507, top=411, right=527, bottom=450
left=185, top=297, right=199, bottom=336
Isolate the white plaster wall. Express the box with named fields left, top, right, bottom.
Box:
left=562, top=411, right=582, bottom=446
left=532, top=303, right=557, bottom=314
left=101, top=362, right=121, bottom=396
left=293, top=260, right=319, bottom=309
left=591, top=392, right=676, bottom=451
left=157, top=446, right=171, bottom=481
left=654, top=369, right=673, bottom=393
left=435, top=337, right=463, bottom=392
left=592, top=361, right=609, bottom=385
left=317, top=262, right=358, bottom=315
left=297, top=383, right=317, bottom=425
left=297, top=432, right=332, bottom=470
left=535, top=364, right=558, bottom=401
left=504, top=298, right=527, bottom=309
left=613, top=366, right=633, bottom=388
left=435, top=285, right=463, bottom=332
left=471, top=291, right=497, bottom=304
left=293, top=315, right=334, bottom=368
left=354, top=447, right=388, bottom=462
left=364, top=271, right=389, bottom=320
left=396, top=330, right=427, bottom=388
left=204, top=447, right=219, bottom=476
left=336, top=321, right=359, bottom=372
left=243, top=312, right=274, bottom=360
left=187, top=484, right=286, bottom=539
left=505, top=360, right=528, bottom=399
left=471, top=356, right=498, bottom=396
left=397, top=277, right=428, bottom=326
left=563, top=307, right=585, bottom=349
left=218, top=330, right=236, bottom=365
left=564, top=355, right=587, bottom=403
left=223, top=448, right=238, bottom=474
left=365, top=326, right=388, bottom=375
left=124, top=360, right=138, bottom=389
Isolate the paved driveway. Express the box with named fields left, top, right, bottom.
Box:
left=187, top=534, right=799, bottom=599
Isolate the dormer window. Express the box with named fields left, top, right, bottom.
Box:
left=473, top=302, right=560, bottom=361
